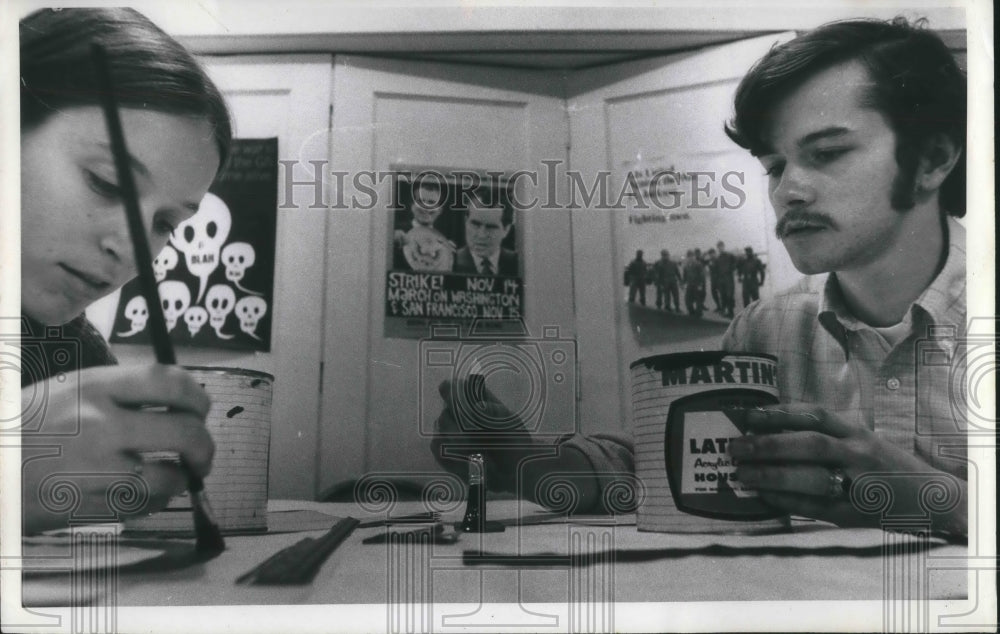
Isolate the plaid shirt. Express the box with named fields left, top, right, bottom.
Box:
left=722, top=218, right=967, bottom=480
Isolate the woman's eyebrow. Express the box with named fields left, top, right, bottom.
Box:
left=89, top=143, right=202, bottom=212
left=89, top=141, right=151, bottom=177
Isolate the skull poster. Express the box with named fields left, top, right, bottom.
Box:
left=110, top=138, right=278, bottom=351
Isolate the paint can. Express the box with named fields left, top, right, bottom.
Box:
left=631, top=351, right=789, bottom=533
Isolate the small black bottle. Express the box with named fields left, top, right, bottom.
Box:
left=457, top=453, right=504, bottom=533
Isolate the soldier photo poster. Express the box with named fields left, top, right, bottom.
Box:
left=617, top=151, right=791, bottom=355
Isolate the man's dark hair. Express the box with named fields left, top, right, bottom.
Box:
left=725, top=17, right=966, bottom=217
left=465, top=190, right=514, bottom=227
left=414, top=179, right=442, bottom=193
left=21, top=8, right=233, bottom=170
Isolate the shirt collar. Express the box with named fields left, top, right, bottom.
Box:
left=911, top=217, right=966, bottom=330
left=817, top=216, right=966, bottom=352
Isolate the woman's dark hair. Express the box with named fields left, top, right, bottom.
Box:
left=725, top=18, right=966, bottom=217
left=20, top=8, right=232, bottom=169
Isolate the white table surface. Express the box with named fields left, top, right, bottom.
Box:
left=22, top=499, right=967, bottom=607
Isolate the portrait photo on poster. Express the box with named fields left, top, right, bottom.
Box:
left=385, top=167, right=524, bottom=339
left=110, top=138, right=279, bottom=351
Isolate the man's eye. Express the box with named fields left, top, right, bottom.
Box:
left=762, top=163, right=784, bottom=177
left=811, top=148, right=848, bottom=164
left=85, top=171, right=121, bottom=198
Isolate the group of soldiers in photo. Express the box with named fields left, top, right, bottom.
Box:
left=625, top=241, right=766, bottom=319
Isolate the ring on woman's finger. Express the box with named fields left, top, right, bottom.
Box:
left=826, top=468, right=851, bottom=499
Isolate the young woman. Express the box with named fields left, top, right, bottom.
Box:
left=18, top=8, right=232, bottom=533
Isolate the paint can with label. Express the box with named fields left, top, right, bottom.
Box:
left=631, top=351, right=789, bottom=533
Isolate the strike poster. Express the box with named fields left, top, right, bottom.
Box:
left=384, top=170, right=524, bottom=339
left=110, top=138, right=278, bottom=351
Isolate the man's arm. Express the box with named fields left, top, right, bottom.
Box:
left=518, top=434, right=635, bottom=513
left=431, top=379, right=636, bottom=514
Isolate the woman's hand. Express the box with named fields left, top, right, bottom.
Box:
left=730, top=404, right=966, bottom=535
left=21, top=364, right=214, bottom=533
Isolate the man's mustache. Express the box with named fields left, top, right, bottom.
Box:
left=775, top=210, right=836, bottom=239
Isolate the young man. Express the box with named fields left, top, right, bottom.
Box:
left=432, top=18, right=967, bottom=535
left=718, top=17, right=966, bottom=534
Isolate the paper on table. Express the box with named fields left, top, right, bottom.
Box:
left=266, top=510, right=346, bottom=534
left=22, top=534, right=165, bottom=572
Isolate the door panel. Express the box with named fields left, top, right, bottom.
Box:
left=565, top=33, right=797, bottom=438
left=320, top=56, right=571, bottom=492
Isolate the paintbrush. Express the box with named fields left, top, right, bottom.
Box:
left=91, top=43, right=225, bottom=554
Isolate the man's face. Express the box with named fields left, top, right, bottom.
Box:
left=465, top=206, right=510, bottom=258
left=411, top=185, right=444, bottom=226
left=759, top=61, right=908, bottom=275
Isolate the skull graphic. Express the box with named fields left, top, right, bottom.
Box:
left=205, top=284, right=236, bottom=340
left=183, top=306, right=209, bottom=338
left=235, top=296, right=268, bottom=340
left=116, top=295, right=148, bottom=337
left=221, top=242, right=263, bottom=295
left=170, top=192, right=232, bottom=303
left=152, top=245, right=179, bottom=283
left=158, top=280, right=191, bottom=332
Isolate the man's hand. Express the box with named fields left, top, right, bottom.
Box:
left=729, top=404, right=966, bottom=534
left=21, top=364, right=215, bottom=534
left=430, top=378, right=539, bottom=494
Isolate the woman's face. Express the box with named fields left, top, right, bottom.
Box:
left=21, top=106, right=220, bottom=324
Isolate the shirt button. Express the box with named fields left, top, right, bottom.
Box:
left=886, top=377, right=901, bottom=391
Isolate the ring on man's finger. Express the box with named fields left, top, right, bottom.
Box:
left=826, top=468, right=851, bottom=499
